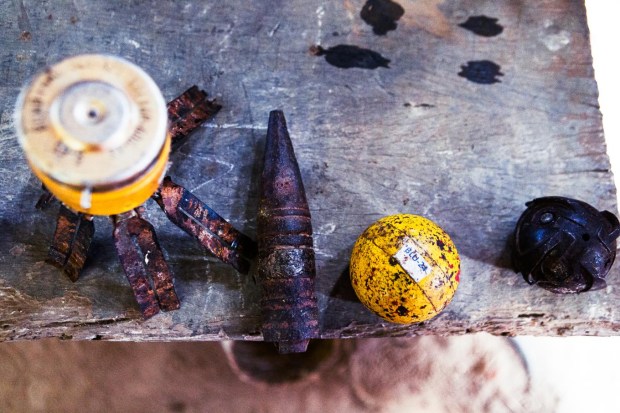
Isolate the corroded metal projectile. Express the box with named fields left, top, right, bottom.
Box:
left=47, top=205, right=95, bottom=282
left=257, top=110, right=319, bottom=354
left=112, top=208, right=180, bottom=319
left=167, top=86, right=222, bottom=147
left=154, top=177, right=256, bottom=274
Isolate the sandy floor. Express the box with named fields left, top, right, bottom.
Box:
left=0, top=334, right=556, bottom=412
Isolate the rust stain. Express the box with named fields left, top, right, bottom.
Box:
left=399, top=0, right=452, bottom=38
left=545, top=34, right=591, bottom=79
left=343, top=0, right=357, bottom=15
left=19, top=31, right=32, bottom=41
left=562, top=112, right=590, bottom=121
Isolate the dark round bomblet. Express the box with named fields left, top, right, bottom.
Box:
left=513, top=197, right=620, bottom=294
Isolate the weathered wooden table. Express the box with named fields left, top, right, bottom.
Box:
left=0, top=0, right=617, bottom=341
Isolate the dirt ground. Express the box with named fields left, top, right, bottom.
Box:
left=0, top=334, right=557, bottom=412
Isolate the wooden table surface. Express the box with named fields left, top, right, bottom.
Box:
left=0, top=0, right=617, bottom=341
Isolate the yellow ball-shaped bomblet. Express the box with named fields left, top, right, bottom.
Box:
left=349, top=214, right=460, bottom=323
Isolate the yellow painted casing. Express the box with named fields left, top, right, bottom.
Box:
left=31, top=135, right=170, bottom=216
left=349, top=214, right=460, bottom=324
left=15, top=54, right=170, bottom=216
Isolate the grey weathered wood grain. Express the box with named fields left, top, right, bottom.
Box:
left=0, top=0, right=617, bottom=341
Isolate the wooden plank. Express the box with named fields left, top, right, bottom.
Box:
left=0, top=0, right=617, bottom=341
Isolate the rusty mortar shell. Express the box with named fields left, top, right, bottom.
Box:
left=257, top=110, right=319, bottom=354
left=15, top=54, right=170, bottom=216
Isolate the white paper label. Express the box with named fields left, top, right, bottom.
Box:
left=393, top=238, right=432, bottom=283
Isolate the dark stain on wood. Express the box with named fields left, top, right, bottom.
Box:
left=310, top=45, right=390, bottom=69
left=458, top=60, right=503, bottom=84
left=459, top=15, right=503, bottom=37
left=517, top=313, right=545, bottom=318
left=360, top=0, right=405, bottom=36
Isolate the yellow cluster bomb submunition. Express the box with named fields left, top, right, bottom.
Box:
left=350, top=214, right=460, bottom=323
left=15, top=54, right=169, bottom=216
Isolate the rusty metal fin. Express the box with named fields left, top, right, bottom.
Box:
left=47, top=205, right=95, bottom=282
left=154, top=177, right=256, bottom=274
left=167, top=86, right=222, bottom=148
left=112, top=208, right=180, bottom=319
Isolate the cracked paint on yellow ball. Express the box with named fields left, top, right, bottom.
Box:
left=349, top=214, right=460, bottom=324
